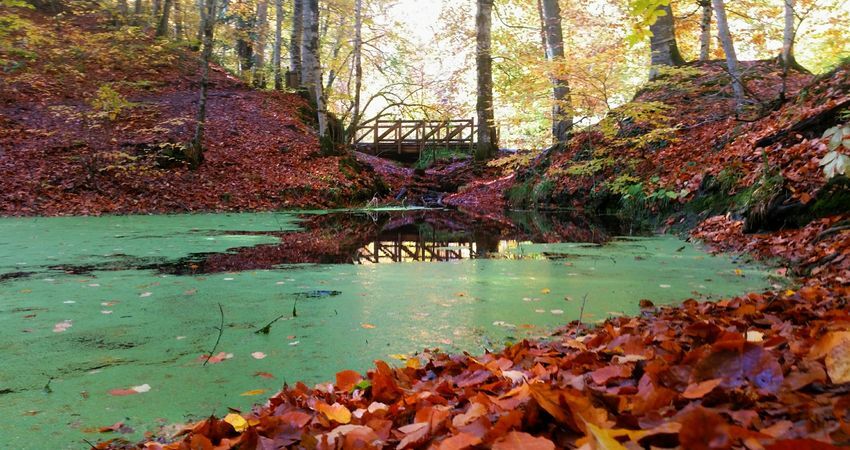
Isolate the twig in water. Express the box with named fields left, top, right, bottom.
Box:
left=82, top=439, right=97, bottom=449
left=292, top=299, right=298, bottom=317
left=255, top=314, right=287, bottom=335
left=43, top=377, right=53, bottom=394
left=578, top=293, right=589, bottom=326
left=203, top=303, right=224, bottom=367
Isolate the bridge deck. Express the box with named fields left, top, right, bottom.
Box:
left=354, top=119, right=476, bottom=157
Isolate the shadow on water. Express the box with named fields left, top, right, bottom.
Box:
left=34, top=209, right=632, bottom=277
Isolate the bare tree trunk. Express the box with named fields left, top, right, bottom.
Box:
left=302, top=0, right=327, bottom=137
left=712, top=0, right=745, bottom=111
left=153, top=0, right=161, bottom=18
left=475, top=0, right=497, bottom=161
left=188, top=0, right=217, bottom=169
left=781, top=0, right=797, bottom=68
left=349, top=0, right=363, bottom=142
left=134, top=0, right=142, bottom=14
left=699, top=0, right=711, bottom=61
left=252, top=0, right=269, bottom=88
left=540, top=0, right=572, bottom=146
left=156, top=0, right=173, bottom=36
left=289, top=0, right=304, bottom=88
left=273, top=0, right=284, bottom=90
left=648, top=3, right=685, bottom=79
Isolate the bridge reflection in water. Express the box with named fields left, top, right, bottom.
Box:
left=354, top=229, right=504, bottom=264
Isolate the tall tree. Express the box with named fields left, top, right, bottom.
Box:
left=289, top=0, right=304, bottom=88
left=235, top=1, right=254, bottom=77
left=155, top=0, right=173, bottom=36
left=699, top=0, right=711, bottom=61
left=174, top=0, right=184, bottom=38
left=349, top=0, right=363, bottom=142
left=540, top=0, right=573, bottom=146
left=475, top=0, right=498, bottom=161
left=252, top=0, right=269, bottom=87
left=781, top=0, right=798, bottom=69
left=187, top=0, right=217, bottom=168
left=648, top=3, right=684, bottom=79
left=272, top=0, right=284, bottom=90
left=302, top=0, right=327, bottom=137
left=711, top=0, right=744, bottom=111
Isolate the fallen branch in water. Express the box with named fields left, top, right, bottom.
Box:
left=203, top=303, right=224, bottom=367
left=255, top=314, right=288, bottom=335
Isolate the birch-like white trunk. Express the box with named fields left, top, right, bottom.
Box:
left=712, top=0, right=745, bottom=111
left=541, top=0, right=572, bottom=145
left=699, top=0, right=711, bottom=61
left=302, top=0, right=327, bottom=137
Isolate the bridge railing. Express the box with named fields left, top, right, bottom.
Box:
left=353, top=119, right=477, bottom=156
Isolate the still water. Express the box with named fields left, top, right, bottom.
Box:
left=0, top=209, right=779, bottom=448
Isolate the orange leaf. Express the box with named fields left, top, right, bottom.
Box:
left=681, top=378, right=723, bottom=399
left=492, top=431, right=555, bottom=450
left=336, top=369, right=363, bottom=391
left=437, top=433, right=482, bottom=450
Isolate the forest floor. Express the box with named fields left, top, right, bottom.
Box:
left=0, top=8, right=384, bottom=216
left=98, top=64, right=850, bottom=449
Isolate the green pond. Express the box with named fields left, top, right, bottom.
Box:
left=0, top=209, right=780, bottom=449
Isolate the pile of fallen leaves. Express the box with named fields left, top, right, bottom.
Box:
left=693, top=213, right=850, bottom=285
left=102, top=283, right=850, bottom=449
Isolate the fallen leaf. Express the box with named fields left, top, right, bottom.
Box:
left=682, top=378, right=723, bottom=399
left=223, top=413, right=248, bottom=432
left=316, top=402, right=352, bottom=424
left=492, top=431, right=555, bottom=450
left=240, top=389, right=267, bottom=396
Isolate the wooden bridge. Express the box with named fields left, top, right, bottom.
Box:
left=353, top=119, right=477, bottom=157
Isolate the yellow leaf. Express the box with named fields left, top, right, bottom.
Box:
left=406, top=357, right=422, bottom=369
left=316, top=402, right=352, bottom=424
left=541, top=288, right=551, bottom=294
left=586, top=423, right=628, bottom=450
left=389, top=353, right=409, bottom=361
left=224, top=413, right=248, bottom=432
left=361, top=323, right=376, bottom=329
left=240, top=389, right=267, bottom=396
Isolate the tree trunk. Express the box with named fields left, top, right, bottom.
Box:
left=781, top=0, right=796, bottom=68
left=711, top=0, right=745, bottom=111
left=195, top=0, right=204, bottom=42
left=156, top=0, right=173, bottom=36
left=118, top=0, right=129, bottom=16
left=325, top=15, right=348, bottom=91
left=475, top=0, right=497, bottom=161
left=153, top=0, right=161, bottom=18
left=188, top=0, right=217, bottom=169
left=273, top=0, right=284, bottom=90
left=349, top=0, right=363, bottom=142
left=252, top=0, right=269, bottom=88
left=174, top=0, right=184, bottom=39
left=289, top=0, right=304, bottom=88
left=234, top=1, right=254, bottom=76
left=699, top=0, right=711, bottom=61
left=540, top=0, right=572, bottom=145
left=648, top=3, right=685, bottom=79
left=134, top=0, right=142, bottom=14
left=302, top=0, right=327, bottom=137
